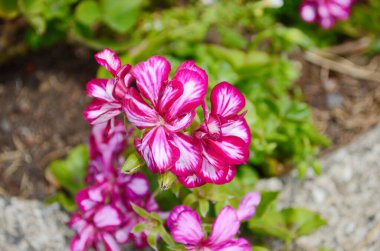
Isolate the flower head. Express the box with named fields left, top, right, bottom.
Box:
left=178, top=82, right=251, bottom=188
left=167, top=192, right=261, bottom=250
left=125, top=57, right=207, bottom=176
left=84, top=49, right=132, bottom=125
left=300, top=0, right=354, bottom=29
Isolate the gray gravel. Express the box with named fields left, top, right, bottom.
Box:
left=257, top=124, right=380, bottom=251
left=1, top=124, right=380, bottom=251
left=0, top=197, right=70, bottom=251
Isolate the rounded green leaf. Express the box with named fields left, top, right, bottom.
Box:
left=75, top=0, right=101, bottom=26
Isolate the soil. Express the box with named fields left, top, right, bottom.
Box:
left=0, top=44, right=379, bottom=199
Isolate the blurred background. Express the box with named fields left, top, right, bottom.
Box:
left=0, top=0, right=379, bottom=203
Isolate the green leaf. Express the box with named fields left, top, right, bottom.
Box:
left=45, top=192, right=77, bottom=212
left=131, top=202, right=151, bottom=219
left=132, top=222, right=147, bottom=234
left=122, top=152, right=143, bottom=174
left=0, top=0, right=19, bottom=19
left=281, top=208, right=327, bottom=237
left=183, top=193, right=197, bottom=207
left=159, top=225, right=175, bottom=246
left=48, top=145, right=88, bottom=195
left=75, top=0, right=101, bottom=26
left=252, top=247, right=270, bottom=251
left=100, top=0, right=144, bottom=34
left=199, top=199, right=209, bottom=217
left=254, top=191, right=279, bottom=217
left=147, top=228, right=158, bottom=251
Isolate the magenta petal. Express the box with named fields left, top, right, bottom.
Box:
left=114, top=64, right=132, bottom=99
left=70, top=225, right=94, bottom=251
left=124, top=88, right=159, bottom=129
left=95, top=48, right=121, bottom=76
left=237, top=192, right=261, bottom=221
left=132, top=56, right=171, bottom=107
left=126, top=173, right=150, bottom=199
left=84, top=100, right=122, bottom=125
left=168, top=66, right=207, bottom=120
left=167, top=205, right=193, bottom=229
left=168, top=206, right=204, bottom=245
left=102, top=233, right=121, bottom=251
left=210, top=82, right=245, bottom=119
left=165, top=111, right=196, bottom=132
left=198, top=157, right=228, bottom=184
left=221, top=118, right=251, bottom=145
left=94, top=205, right=122, bottom=229
left=215, top=238, right=251, bottom=251
left=170, top=133, right=201, bottom=176
left=177, top=173, right=206, bottom=188
left=135, top=130, right=158, bottom=173
left=159, top=80, right=184, bottom=114
left=149, top=127, right=180, bottom=173
left=206, top=206, right=240, bottom=247
left=222, top=166, right=236, bottom=184
left=300, top=3, right=317, bottom=22
left=210, top=136, right=249, bottom=165
left=174, top=60, right=208, bottom=84
left=86, top=79, right=115, bottom=102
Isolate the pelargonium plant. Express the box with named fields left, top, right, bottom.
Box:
left=300, top=0, right=354, bottom=29
left=84, top=49, right=251, bottom=189
left=74, top=48, right=261, bottom=251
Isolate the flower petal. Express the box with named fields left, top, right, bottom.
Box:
left=84, top=100, right=122, bottom=125
left=159, top=80, right=184, bottom=114
left=300, top=3, right=317, bottom=22
left=124, top=88, right=159, bottom=129
left=205, top=206, right=240, bottom=247
left=149, top=127, right=180, bottom=173
left=132, top=56, right=171, bottom=107
left=126, top=173, right=150, bottom=199
left=95, top=48, right=121, bottom=76
left=236, top=192, right=261, bottom=221
left=86, top=79, right=116, bottom=102
left=210, top=82, right=245, bottom=118
left=221, top=118, right=251, bottom=144
left=70, top=225, right=94, bottom=251
left=94, top=205, right=122, bottom=229
left=165, top=111, right=196, bottom=132
left=197, top=157, right=228, bottom=184
left=177, top=173, right=206, bottom=188
left=168, top=206, right=204, bottom=245
left=170, top=133, right=202, bottom=176
left=102, top=233, right=121, bottom=251
left=222, top=166, right=236, bottom=184
left=215, top=238, right=251, bottom=251
left=210, top=136, right=249, bottom=165
left=174, top=60, right=208, bottom=83
left=167, top=205, right=193, bottom=229
left=135, top=130, right=158, bottom=173
left=167, top=63, right=207, bottom=120
left=114, top=64, right=133, bottom=99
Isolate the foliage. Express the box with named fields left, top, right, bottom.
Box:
left=46, top=145, right=88, bottom=211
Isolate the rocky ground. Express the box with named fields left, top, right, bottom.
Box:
left=1, top=124, right=379, bottom=250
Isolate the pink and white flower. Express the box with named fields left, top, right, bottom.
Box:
left=167, top=192, right=261, bottom=250
left=300, top=0, right=354, bottom=29
left=84, top=49, right=132, bottom=125
left=178, top=82, right=251, bottom=187
left=125, top=56, right=207, bottom=175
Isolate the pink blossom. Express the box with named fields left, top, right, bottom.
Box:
left=69, top=119, right=160, bottom=250
left=84, top=49, right=132, bottom=125
left=300, top=0, right=354, bottom=29
left=178, top=82, right=251, bottom=187
left=125, top=57, right=207, bottom=175
left=167, top=192, right=260, bottom=251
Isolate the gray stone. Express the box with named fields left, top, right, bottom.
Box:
left=257, top=124, right=380, bottom=251
left=0, top=197, right=71, bottom=251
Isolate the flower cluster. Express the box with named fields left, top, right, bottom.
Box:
left=84, top=49, right=251, bottom=188
left=68, top=121, right=160, bottom=251
left=300, top=0, right=354, bottom=29
left=167, top=192, right=261, bottom=251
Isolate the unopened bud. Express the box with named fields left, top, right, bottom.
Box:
left=122, top=152, right=143, bottom=174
